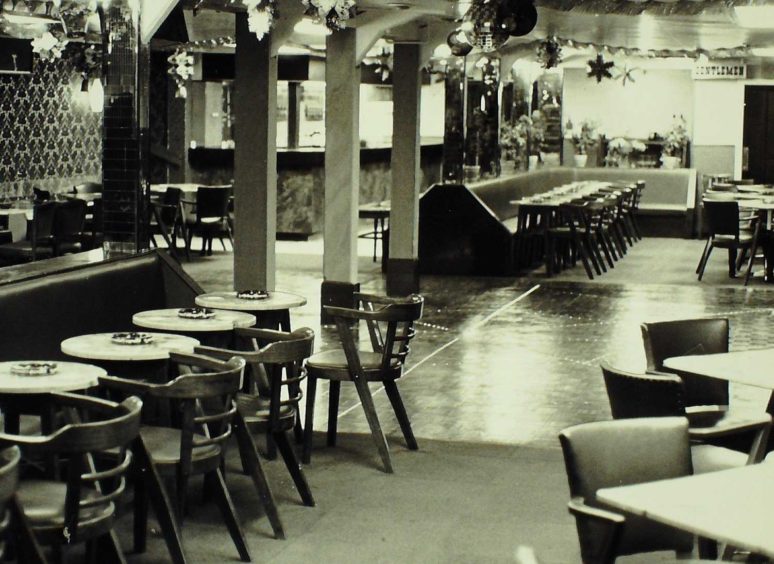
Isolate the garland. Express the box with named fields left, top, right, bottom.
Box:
left=301, top=0, right=357, bottom=31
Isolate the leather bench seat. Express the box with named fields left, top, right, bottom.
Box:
left=0, top=250, right=202, bottom=361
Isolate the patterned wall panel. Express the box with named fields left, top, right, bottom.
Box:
left=0, top=59, right=102, bottom=198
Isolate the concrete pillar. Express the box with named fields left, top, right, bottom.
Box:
left=321, top=29, right=360, bottom=316
left=233, top=13, right=277, bottom=291
left=387, top=43, right=422, bottom=296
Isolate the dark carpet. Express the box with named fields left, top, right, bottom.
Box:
left=122, top=433, right=577, bottom=564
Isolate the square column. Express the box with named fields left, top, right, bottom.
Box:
left=322, top=29, right=360, bottom=315
left=387, top=43, right=422, bottom=296
left=234, top=13, right=277, bottom=291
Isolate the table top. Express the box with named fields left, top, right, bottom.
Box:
left=61, top=332, right=200, bottom=361
left=133, top=308, right=256, bottom=332
left=0, top=361, right=105, bottom=394
left=664, top=348, right=774, bottom=390
left=359, top=201, right=391, bottom=217
left=510, top=181, right=613, bottom=207
left=195, top=291, right=307, bottom=312
left=151, top=184, right=230, bottom=194
left=598, top=463, right=774, bottom=559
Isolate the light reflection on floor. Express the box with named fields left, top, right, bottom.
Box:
left=182, top=235, right=774, bottom=452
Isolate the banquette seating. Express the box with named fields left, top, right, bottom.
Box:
left=0, top=249, right=201, bottom=361
left=419, top=167, right=693, bottom=276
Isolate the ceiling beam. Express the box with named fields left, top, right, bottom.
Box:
left=270, top=0, right=305, bottom=55
left=355, top=9, right=424, bottom=61
left=141, top=0, right=181, bottom=44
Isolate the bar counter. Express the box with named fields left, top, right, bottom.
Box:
left=187, top=143, right=443, bottom=238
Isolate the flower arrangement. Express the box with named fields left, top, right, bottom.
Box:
left=31, top=31, right=69, bottom=62
left=528, top=111, right=546, bottom=155
left=500, top=115, right=531, bottom=162
left=302, top=0, right=357, bottom=31
left=663, top=114, right=689, bottom=157
left=631, top=140, right=647, bottom=153
left=605, top=137, right=632, bottom=167
left=68, top=43, right=102, bottom=88
left=536, top=37, right=562, bottom=69
left=244, top=0, right=275, bottom=40
left=567, top=120, right=598, bottom=155
left=167, top=49, right=194, bottom=98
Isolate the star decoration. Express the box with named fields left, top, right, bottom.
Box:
left=587, top=53, right=615, bottom=83
left=619, top=64, right=640, bottom=86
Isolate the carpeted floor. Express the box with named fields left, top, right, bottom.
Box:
left=120, top=433, right=577, bottom=564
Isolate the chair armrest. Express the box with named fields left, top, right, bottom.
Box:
left=98, top=375, right=155, bottom=396
left=194, top=345, right=251, bottom=362
left=169, top=351, right=237, bottom=372
left=234, top=327, right=291, bottom=342
left=688, top=411, right=771, bottom=438
left=323, top=305, right=377, bottom=320
left=567, top=498, right=625, bottom=525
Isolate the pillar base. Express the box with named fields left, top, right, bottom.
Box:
left=386, top=258, right=420, bottom=296
left=320, top=280, right=360, bottom=324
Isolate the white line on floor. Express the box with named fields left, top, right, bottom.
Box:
left=336, top=284, right=542, bottom=420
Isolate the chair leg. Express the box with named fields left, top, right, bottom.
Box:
left=233, top=415, right=285, bottom=539
left=728, top=248, right=737, bottom=278
left=735, top=245, right=747, bottom=272
left=302, top=375, right=317, bottom=464
left=132, top=437, right=187, bottom=564
left=384, top=380, right=418, bottom=450
left=327, top=380, right=340, bottom=447
left=133, top=459, right=149, bottom=554
left=95, top=531, right=127, bottom=564
left=206, top=469, right=252, bottom=562
left=9, top=496, right=46, bottom=564
left=273, top=431, right=315, bottom=507
left=744, top=235, right=760, bottom=287
left=696, top=238, right=711, bottom=273
left=576, top=239, right=595, bottom=280
left=697, top=245, right=713, bottom=281
left=351, top=376, right=393, bottom=473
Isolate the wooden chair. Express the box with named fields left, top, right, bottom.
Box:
left=150, top=187, right=187, bottom=260
left=52, top=199, right=87, bottom=256
left=0, top=446, right=46, bottom=563
left=184, top=187, right=232, bottom=256
left=304, top=293, right=424, bottom=473
left=99, top=354, right=252, bottom=562
left=559, top=417, right=706, bottom=563
left=196, top=327, right=316, bottom=537
left=0, top=393, right=142, bottom=563
left=600, top=362, right=770, bottom=473
left=545, top=204, right=598, bottom=280
left=0, top=201, right=57, bottom=263
left=697, top=200, right=752, bottom=279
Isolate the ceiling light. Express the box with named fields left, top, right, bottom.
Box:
left=734, top=6, right=774, bottom=29
left=293, top=18, right=331, bottom=36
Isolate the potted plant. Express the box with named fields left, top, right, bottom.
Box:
left=528, top=111, right=546, bottom=170
left=568, top=120, right=598, bottom=167
left=661, top=114, right=689, bottom=169
left=605, top=137, right=633, bottom=168
left=500, top=115, right=531, bottom=172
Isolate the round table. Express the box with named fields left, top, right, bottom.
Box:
left=195, top=291, right=306, bottom=331
left=0, top=361, right=104, bottom=394
left=133, top=308, right=256, bottom=332
left=61, top=332, right=200, bottom=362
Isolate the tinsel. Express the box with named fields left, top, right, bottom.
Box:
left=536, top=37, right=562, bottom=69
left=167, top=49, right=194, bottom=99
left=243, top=0, right=275, bottom=40
left=534, top=0, right=737, bottom=17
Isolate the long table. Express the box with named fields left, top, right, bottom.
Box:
left=598, top=463, right=774, bottom=559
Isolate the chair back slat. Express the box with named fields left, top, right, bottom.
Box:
left=704, top=200, right=741, bottom=237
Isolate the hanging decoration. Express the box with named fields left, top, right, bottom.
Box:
left=167, top=49, right=194, bottom=99
left=364, top=45, right=392, bottom=81
left=616, top=64, right=640, bottom=85
left=240, top=0, right=275, bottom=40
left=31, top=31, right=69, bottom=62
left=513, top=35, right=749, bottom=62
left=536, top=37, right=562, bottom=69
left=497, top=0, right=537, bottom=37
left=586, top=53, right=615, bottom=82
left=464, top=0, right=510, bottom=53
left=301, top=0, right=358, bottom=32
left=67, top=42, right=103, bottom=91
left=446, top=28, right=474, bottom=57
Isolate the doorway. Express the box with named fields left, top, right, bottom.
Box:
left=743, top=85, right=774, bottom=183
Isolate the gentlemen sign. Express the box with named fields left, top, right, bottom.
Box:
left=692, top=62, right=746, bottom=80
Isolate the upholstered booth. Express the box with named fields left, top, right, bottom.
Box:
left=0, top=250, right=202, bottom=361
left=419, top=167, right=696, bottom=276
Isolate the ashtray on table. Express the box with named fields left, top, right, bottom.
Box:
left=236, top=290, right=269, bottom=300
left=111, top=332, right=154, bottom=346
left=11, top=362, right=58, bottom=376
left=178, top=307, right=215, bottom=319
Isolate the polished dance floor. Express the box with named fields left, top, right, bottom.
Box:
left=184, top=236, right=774, bottom=451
